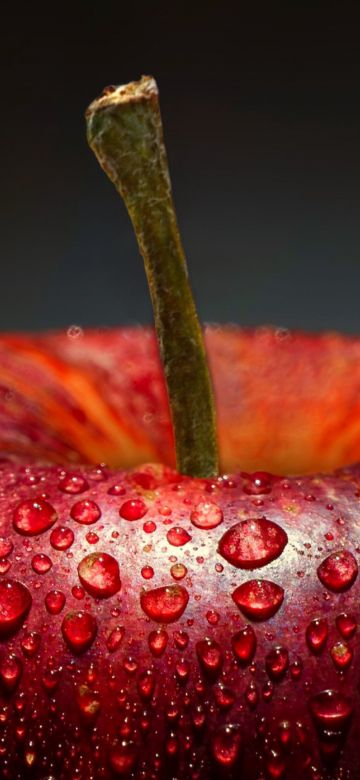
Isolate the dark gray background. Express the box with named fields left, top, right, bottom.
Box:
left=1, top=2, right=360, bottom=333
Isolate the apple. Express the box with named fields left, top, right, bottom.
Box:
left=0, top=75, right=359, bottom=780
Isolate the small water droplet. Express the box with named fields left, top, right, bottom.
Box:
left=108, top=483, right=126, bottom=496
left=190, top=501, right=223, bottom=530
left=31, top=553, right=52, bottom=574
left=148, top=628, right=168, bottom=657
left=0, top=653, right=22, bottom=691
left=232, top=579, right=284, bottom=621
left=245, top=681, right=258, bottom=709
left=141, top=565, right=154, bottom=580
left=70, top=499, right=101, bottom=525
left=173, top=630, right=189, bottom=649
left=243, top=471, right=273, bottom=495
left=170, top=562, right=187, bottom=580
left=13, top=498, right=57, bottom=536
left=0, top=579, right=32, bottom=637
left=86, top=531, right=99, bottom=544
left=231, top=625, right=257, bottom=664
left=50, top=526, right=74, bottom=550
left=336, top=612, right=357, bottom=639
left=306, top=618, right=328, bottom=654
left=119, top=499, right=148, bottom=521
left=106, top=625, right=125, bottom=652
left=109, top=740, right=137, bottom=775
left=59, top=473, right=89, bottom=494
left=0, top=538, right=13, bottom=558
left=218, top=517, right=287, bottom=569
left=212, top=724, right=241, bottom=768
left=76, top=683, right=101, bottom=722
left=309, top=689, right=353, bottom=730
left=317, top=550, right=358, bottom=592
left=21, top=631, right=41, bottom=658
left=140, top=584, right=189, bottom=623
left=330, top=640, right=353, bottom=669
left=137, top=669, right=155, bottom=701
left=265, top=646, right=289, bottom=680
left=196, top=638, right=223, bottom=678
left=143, top=520, right=156, bottom=533
left=45, top=590, right=66, bottom=615
left=61, top=611, right=98, bottom=653
left=166, top=527, right=191, bottom=546
left=78, top=552, right=121, bottom=598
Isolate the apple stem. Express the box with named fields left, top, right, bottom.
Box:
left=86, top=76, right=218, bottom=478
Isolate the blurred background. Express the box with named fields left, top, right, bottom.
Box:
left=1, top=1, right=360, bottom=333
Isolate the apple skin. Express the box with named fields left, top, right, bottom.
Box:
left=0, top=459, right=359, bottom=778
left=1, top=327, right=360, bottom=475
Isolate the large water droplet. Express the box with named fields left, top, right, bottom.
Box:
left=190, top=501, right=223, bottom=530
left=61, top=611, right=98, bottom=653
left=13, top=498, right=57, bottom=536
left=166, top=527, right=191, bottom=547
left=232, top=579, right=284, bottom=621
left=70, top=500, right=101, bottom=525
left=306, top=618, right=328, bottom=654
left=309, top=689, right=353, bottom=730
left=50, top=526, right=74, bottom=550
left=119, top=499, right=148, bottom=521
left=231, top=625, right=257, bottom=664
left=265, top=646, right=289, bottom=680
left=218, top=517, right=287, bottom=569
left=317, top=550, right=358, bottom=592
left=0, top=579, right=32, bottom=637
left=212, top=724, right=241, bottom=768
left=78, top=552, right=121, bottom=599
left=58, top=473, right=89, bottom=494
left=196, top=638, right=223, bottom=678
left=140, top=584, right=189, bottom=623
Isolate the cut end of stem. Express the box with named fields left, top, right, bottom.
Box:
left=86, top=76, right=219, bottom=478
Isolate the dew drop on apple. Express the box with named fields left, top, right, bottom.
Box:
left=0, top=653, right=23, bottom=691
left=265, top=646, right=289, bottom=680
left=309, top=689, right=353, bottom=731
left=70, top=499, right=101, bottom=525
left=119, top=498, right=148, bottom=521
left=86, top=531, right=99, bottom=544
left=45, top=589, right=66, bottom=615
left=137, top=669, right=156, bottom=701
left=330, top=640, right=353, bottom=669
left=306, top=618, right=328, bottom=654
left=148, top=628, right=168, bottom=657
left=218, top=517, right=288, bottom=569
left=166, top=526, right=191, bottom=546
left=0, top=579, right=32, bottom=637
left=231, top=625, right=257, bottom=664
left=106, top=625, right=125, bottom=652
left=214, top=684, right=235, bottom=711
left=77, top=684, right=101, bottom=722
left=109, top=740, right=138, bottom=775
left=143, top=520, right=156, bottom=533
left=13, top=498, right=57, bottom=536
left=0, top=537, right=13, bottom=557
left=108, top=483, right=126, bottom=496
left=61, top=611, right=98, bottom=654
left=265, top=748, right=286, bottom=779
left=0, top=558, right=11, bottom=574
left=31, top=553, right=52, bottom=574
left=58, top=473, right=89, bottom=494
left=140, top=584, right=189, bottom=623
left=232, top=578, right=284, bottom=622
left=141, top=565, right=154, bottom=580
left=173, top=629, right=189, bottom=649
left=170, top=562, right=187, bottom=580
left=212, top=724, right=241, bottom=768
left=196, top=638, right=223, bottom=678
left=21, top=631, right=41, bottom=658
left=190, top=501, right=223, bottom=530
left=72, top=585, right=85, bottom=600
left=175, top=659, right=190, bottom=682
left=50, top=525, right=74, bottom=550
left=245, top=681, right=258, bottom=709
left=243, top=471, right=273, bottom=495
left=317, top=549, right=358, bottom=592
left=336, top=612, right=357, bottom=639
left=78, top=552, right=121, bottom=598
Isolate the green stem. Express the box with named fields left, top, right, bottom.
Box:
left=86, top=76, right=218, bottom=477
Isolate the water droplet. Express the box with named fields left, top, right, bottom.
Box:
left=0, top=653, right=22, bottom=691
left=212, top=724, right=241, bottom=768
left=50, top=526, right=74, bottom=550
left=336, top=612, right=357, bottom=639
left=306, top=618, right=328, bottom=654
left=140, top=584, right=189, bottom=623
left=76, top=684, right=101, bottom=723
left=0, top=538, right=13, bottom=557
left=190, top=501, right=223, bottom=530
left=61, top=611, right=98, bottom=653
left=86, top=531, right=99, bottom=544
left=141, top=565, right=154, bottom=580
left=243, top=471, right=273, bottom=495
left=58, top=473, right=89, bottom=494
left=13, top=498, right=57, bottom=536
left=309, top=689, right=353, bottom=730
left=218, top=517, right=287, bottom=569
left=317, top=550, right=358, bottom=592
left=166, top=527, right=191, bottom=546
left=231, top=625, right=257, bottom=664
left=137, top=669, right=155, bottom=700
left=173, top=630, right=189, bottom=649
left=214, top=683, right=235, bottom=711
left=148, top=628, right=168, bottom=657
left=31, top=553, right=52, bottom=574
left=196, top=638, right=223, bottom=678
left=78, top=552, right=121, bottom=598
left=232, top=579, right=284, bottom=621
left=108, top=483, right=126, bottom=496
left=170, top=563, right=187, bottom=580
left=21, top=631, right=41, bottom=658
left=0, top=579, right=32, bottom=637
left=143, top=520, right=156, bottom=533
left=330, top=640, right=353, bottom=669
left=265, top=646, right=289, bottom=680
left=109, top=740, right=137, bottom=775
left=245, top=681, right=258, bottom=709
left=106, top=625, right=125, bottom=652
left=206, top=609, right=220, bottom=625
left=119, top=499, right=148, bottom=521
left=45, top=590, right=66, bottom=615
left=265, top=748, right=286, bottom=779
left=72, top=585, right=85, bottom=600
left=70, top=499, right=101, bottom=525
left=0, top=558, right=11, bottom=574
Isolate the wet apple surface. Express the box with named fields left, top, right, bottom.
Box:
left=0, top=458, right=359, bottom=777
